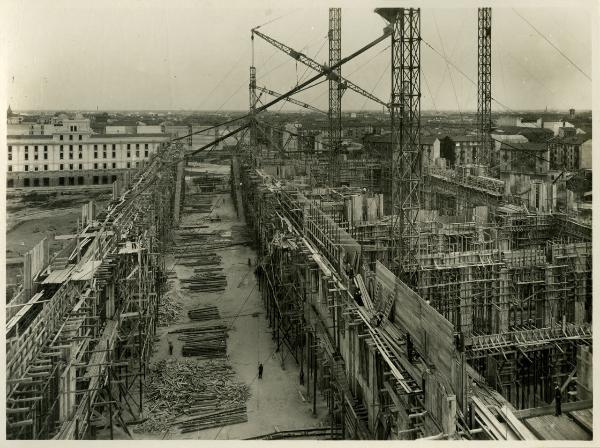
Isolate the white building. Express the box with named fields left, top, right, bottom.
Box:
left=496, top=115, right=583, bottom=136
left=7, top=116, right=169, bottom=188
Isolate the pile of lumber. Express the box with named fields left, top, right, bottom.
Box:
left=170, top=324, right=228, bottom=359
left=173, top=227, right=251, bottom=252
left=178, top=405, right=248, bottom=433
left=179, top=271, right=227, bottom=292
left=184, top=194, right=214, bottom=213
left=188, top=305, right=221, bottom=322
left=189, top=172, right=230, bottom=193
left=133, top=359, right=250, bottom=434
left=158, top=295, right=184, bottom=326
left=176, top=252, right=222, bottom=267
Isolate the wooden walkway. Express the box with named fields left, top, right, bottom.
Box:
left=525, top=414, right=591, bottom=440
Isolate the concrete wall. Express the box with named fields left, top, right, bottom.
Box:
left=137, top=125, right=163, bottom=134
left=580, top=139, right=592, bottom=169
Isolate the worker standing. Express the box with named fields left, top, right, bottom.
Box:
left=258, top=363, right=264, bottom=379
left=168, top=341, right=173, bottom=356
left=554, top=383, right=562, bottom=416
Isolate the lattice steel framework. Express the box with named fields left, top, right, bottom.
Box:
left=477, top=8, right=492, bottom=166
left=377, top=8, right=421, bottom=286
left=249, top=31, right=258, bottom=148
left=249, top=65, right=258, bottom=147
left=328, top=8, right=342, bottom=186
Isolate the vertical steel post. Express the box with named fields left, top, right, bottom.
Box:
left=477, top=8, right=492, bottom=166
left=328, top=8, right=342, bottom=186
left=377, top=8, right=421, bottom=286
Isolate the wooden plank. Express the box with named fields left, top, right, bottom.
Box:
left=499, top=405, right=537, bottom=440
left=524, top=414, right=591, bottom=441
left=568, top=409, right=593, bottom=434
left=471, top=396, right=515, bottom=440
left=513, top=399, right=593, bottom=419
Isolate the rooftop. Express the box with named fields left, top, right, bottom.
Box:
left=363, top=133, right=439, bottom=144
left=500, top=142, right=548, bottom=152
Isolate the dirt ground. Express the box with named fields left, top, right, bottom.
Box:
left=5, top=190, right=110, bottom=287
left=131, top=165, right=328, bottom=440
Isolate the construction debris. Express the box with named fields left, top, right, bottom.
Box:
left=133, top=359, right=250, bottom=434
left=158, top=294, right=184, bottom=326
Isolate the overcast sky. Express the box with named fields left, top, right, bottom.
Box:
left=2, top=0, right=594, bottom=112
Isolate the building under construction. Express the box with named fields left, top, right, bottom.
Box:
left=5, top=7, right=592, bottom=441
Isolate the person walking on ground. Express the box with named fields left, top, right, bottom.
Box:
left=258, top=363, right=264, bottom=379
left=168, top=341, right=173, bottom=356
left=554, top=383, right=562, bottom=416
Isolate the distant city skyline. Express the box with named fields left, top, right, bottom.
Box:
left=3, top=0, right=594, bottom=112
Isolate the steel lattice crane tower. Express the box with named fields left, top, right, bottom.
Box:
left=249, top=33, right=258, bottom=148
left=328, top=8, right=343, bottom=186
left=376, top=8, right=421, bottom=287
left=477, top=8, right=492, bottom=166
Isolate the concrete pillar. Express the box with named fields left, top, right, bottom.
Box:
left=577, top=345, right=592, bottom=400
left=442, top=395, right=457, bottom=436
left=173, top=144, right=185, bottom=224
left=459, top=266, right=473, bottom=336
left=231, top=155, right=246, bottom=223
left=59, top=344, right=76, bottom=422
left=544, top=267, right=556, bottom=327
left=497, top=268, right=510, bottom=333
left=23, top=252, right=32, bottom=299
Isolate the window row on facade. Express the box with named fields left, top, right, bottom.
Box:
left=7, top=174, right=119, bottom=188
left=8, top=161, right=142, bottom=172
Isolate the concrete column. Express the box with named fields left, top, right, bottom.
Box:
left=544, top=267, right=556, bottom=327
left=231, top=155, right=246, bottom=223
left=496, top=268, right=510, bottom=333
left=173, top=144, right=185, bottom=224
left=459, top=266, right=473, bottom=336
left=442, top=396, right=457, bottom=436
left=23, top=252, right=32, bottom=299
left=59, top=344, right=76, bottom=422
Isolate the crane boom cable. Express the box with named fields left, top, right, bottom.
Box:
left=512, top=9, right=591, bottom=81
left=422, top=38, right=516, bottom=113
left=176, top=30, right=391, bottom=154
left=253, top=28, right=389, bottom=107
left=433, top=13, right=463, bottom=123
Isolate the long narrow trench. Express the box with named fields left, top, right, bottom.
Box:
left=132, top=163, right=326, bottom=440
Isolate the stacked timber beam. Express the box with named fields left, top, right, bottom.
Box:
left=170, top=324, right=229, bottom=359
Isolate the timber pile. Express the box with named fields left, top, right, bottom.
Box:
left=188, top=305, right=221, bottom=321
left=133, top=359, right=250, bottom=434
left=170, top=324, right=228, bottom=358
left=184, top=193, right=214, bottom=213
left=190, top=172, right=230, bottom=193
left=172, top=227, right=251, bottom=252
left=180, top=271, right=227, bottom=292
left=158, top=295, right=184, bottom=326
left=178, top=405, right=247, bottom=433
left=231, top=224, right=251, bottom=241
left=171, top=237, right=228, bottom=290
left=175, top=251, right=221, bottom=266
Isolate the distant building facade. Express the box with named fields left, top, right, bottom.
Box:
left=548, top=133, right=592, bottom=171
left=496, top=142, right=550, bottom=174
left=495, top=115, right=583, bottom=136
left=6, top=115, right=169, bottom=188
left=361, top=132, right=440, bottom=168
